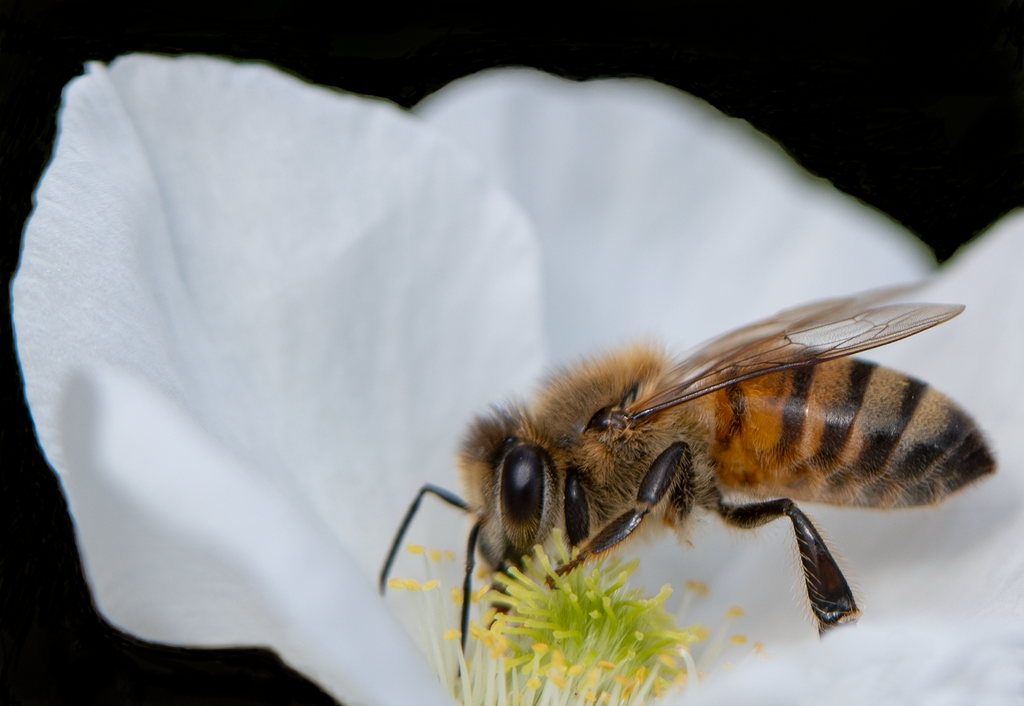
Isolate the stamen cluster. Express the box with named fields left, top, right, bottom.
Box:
left=480, top=531, right=701, bottom=703
left=386, top=531, right=762, bottom=706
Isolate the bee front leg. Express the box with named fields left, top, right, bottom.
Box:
left=379, top=484, right=469, bottom=595
left=715, top=496, right=861, bottom=635
left=552, top=442, right=692, bottom=582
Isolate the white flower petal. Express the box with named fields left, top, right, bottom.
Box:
left=14, top=54, right=545, bottom=703
left=61, top=364, right=450, bottom=706
left=416, top=68, right=933, bottom=357
left=690, top=616, right=1024, bottom=705
left=15, top=53, right=546, bottom=574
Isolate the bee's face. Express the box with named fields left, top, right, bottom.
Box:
left=458, top=409, right=561, bottom=571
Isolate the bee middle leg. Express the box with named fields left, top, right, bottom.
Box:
left=553, top=441, right=692, bottom=580
left=715, top=496, right=861, bottom=635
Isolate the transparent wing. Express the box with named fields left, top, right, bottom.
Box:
left=628, top=287, right=963, bottom=422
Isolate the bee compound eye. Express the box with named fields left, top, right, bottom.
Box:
left=500, top=444, right=546, bottom=527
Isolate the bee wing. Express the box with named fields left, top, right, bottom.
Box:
left=629, top=288, right=963, bottom=421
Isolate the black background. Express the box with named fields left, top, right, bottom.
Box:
left=2, top=1, right=1023, bottom=703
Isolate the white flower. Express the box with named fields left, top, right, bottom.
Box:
left=13, top=54, right=1024, bottom=705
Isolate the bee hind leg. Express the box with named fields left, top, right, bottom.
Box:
left=715, top=496, right=860, bottom=635
left=551, top=441, right=692, bottom=583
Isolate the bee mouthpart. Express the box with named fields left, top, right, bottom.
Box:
left=547, top=553, right=588, bottom=588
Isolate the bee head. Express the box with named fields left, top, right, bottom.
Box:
left=458, top=408, right=558, bottom=571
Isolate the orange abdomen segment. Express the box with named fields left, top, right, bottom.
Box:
left=705, top=358, right=994, bottom=508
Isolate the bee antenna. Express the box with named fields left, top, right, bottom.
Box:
left=461, top=520, right=482, bottom=654
left=379, top=484, right=469, bottom=595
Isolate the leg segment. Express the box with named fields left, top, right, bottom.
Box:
left=379, top=484, right=469, bottom=594
left=716, top=497, right=860, bottom=634
left=554, top=442, right=691, bottom=579
left=461, top=521, right=481, bottom=654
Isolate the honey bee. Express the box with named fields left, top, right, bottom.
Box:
left=380, top=288, right=995, bottom=647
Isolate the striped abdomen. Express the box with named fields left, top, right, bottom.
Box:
left=702, top=358, right=995, bottom=508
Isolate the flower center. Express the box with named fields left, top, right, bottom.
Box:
left=386, top=531, right=765, bottom=705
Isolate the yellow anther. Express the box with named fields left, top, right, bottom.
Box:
left=386, top=531, right=721, bottom=706
left=406, top=544, right=427, bottom=555
left=685, top=580, right=709, bottom=596
left=477, top=567, right=489, bottom=579
left=726, top=606, right=745, bottom=619
left=753, top=641, right=766, bottom=654
left=386, top=578, right=405, bottom=591
left=731, top=634, right=748, bottom=645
